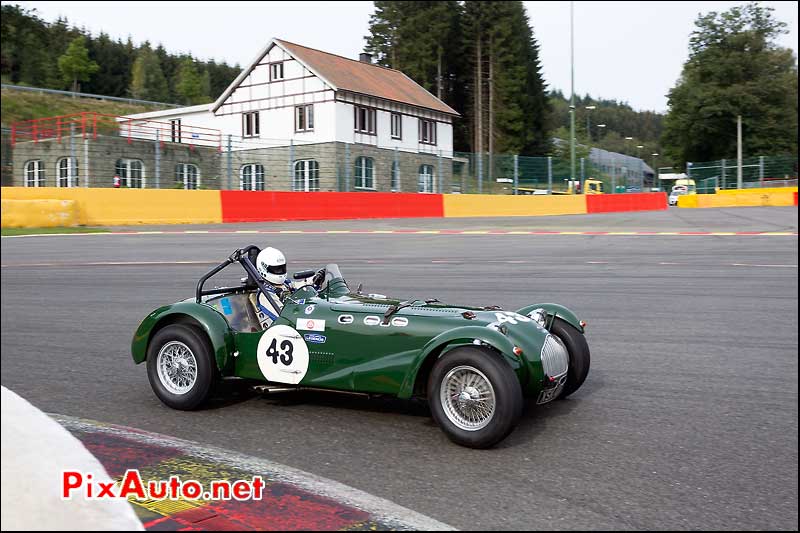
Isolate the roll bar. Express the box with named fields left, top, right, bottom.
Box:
left=195, top=245, right=282, bottom=312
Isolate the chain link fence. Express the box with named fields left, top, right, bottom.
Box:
left=4, top=112, right=793, bottom=195
left=687, top=155, right=798, bottom=193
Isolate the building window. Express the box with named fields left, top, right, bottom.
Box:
left=170, top=119, right=181, bottom=143
left=354, top=157, right=374, bottom=189
left=270, top=62, right=284, bottom=81
left=391, top=113, right=402, bottom=140
left=293, top=160, right=320, bottom=192
left=391, top=160, right=400, bottom=192
left=354, top=105, right=376, bottom=134
left=419, top=164, right=434, bottom=193
left=295, top=104, right=314, bottom=132
left=24, top=160, right=45, bottom=187
left=240, top=164, right=265, bottom=191
left=242, top=112, right=260, bottom=137
left=419, top=119, right=437, bottom=145
left=56, top=157, right=79, bottom=187
left=116, top=159, right=145, bottom=188
left=175, top=163, right=199, bottom=190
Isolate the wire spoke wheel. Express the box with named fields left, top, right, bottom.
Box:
left=440, top=365, right=496, bottom=431
left=157, top=341, right=198, bottom=395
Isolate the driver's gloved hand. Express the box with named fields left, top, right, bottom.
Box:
left=312, top=268, right=326, bottom=288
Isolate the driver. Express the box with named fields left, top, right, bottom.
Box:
left=250, top=246, right=293, bottom=329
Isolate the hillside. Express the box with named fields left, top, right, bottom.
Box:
left=1, top=87, right=171, bottom=127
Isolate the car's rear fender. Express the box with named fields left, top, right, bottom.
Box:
left=131, top=302, right=236, bottom=373
left=516, top=303, right=584, bottom=333
left=398, top=326, right=525, bottom=400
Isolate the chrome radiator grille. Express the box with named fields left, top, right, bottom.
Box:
left=541, top=334, right=569, bottom=378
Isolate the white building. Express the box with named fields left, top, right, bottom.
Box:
left=119, top=38, right=459, bottom=192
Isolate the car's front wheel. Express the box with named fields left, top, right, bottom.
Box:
left=427, top=346, right=523, bottom=448
left=146, top=324, right=217, bottom=410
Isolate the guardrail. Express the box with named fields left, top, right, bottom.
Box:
left=1, top=83, right=181, bottom=108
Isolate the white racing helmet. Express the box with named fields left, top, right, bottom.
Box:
left=256, top=247, right=287, bottom=285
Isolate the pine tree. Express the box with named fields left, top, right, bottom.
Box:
left=130, top=43, right=169, bottom=102
left=57, top=36, right=99, bottom=92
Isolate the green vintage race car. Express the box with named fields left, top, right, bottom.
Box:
left=132, top=246, right=590, bottom=448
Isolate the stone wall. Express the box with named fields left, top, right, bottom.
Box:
left=10, top=135, right=453, bottom=192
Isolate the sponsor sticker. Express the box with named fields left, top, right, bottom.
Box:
left=304, top=304, right=315, bottom=315
left=303, top=333, right=326, bottom=344
left=363, top=315, right=381, bottom=326
left=390, top=317, right=409, bottom=327
left=297, top=318, right=325, bottom=332
left=220, top=298, right=232, bottom=315
left=337, top=314, right=354, bottom=325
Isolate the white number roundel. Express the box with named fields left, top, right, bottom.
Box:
left=256, top=325, right=309, bottom=385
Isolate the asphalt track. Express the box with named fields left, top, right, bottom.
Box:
left=2, top=207, right=798, bottom=530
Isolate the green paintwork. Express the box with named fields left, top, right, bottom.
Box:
left=132, top=268, right=584, bottom=399
left=131, top=301, right=236, bottom=372
left=516, top=303, right=584, bottom=333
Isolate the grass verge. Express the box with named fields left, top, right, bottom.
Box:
left=1, top=227, right=109, bottom=236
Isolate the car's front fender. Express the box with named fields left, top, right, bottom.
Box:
left=131, top=301, right=236, bottom=373
left=397, top=325, right=524, bottom=399
left=516, top=303, right=584, bottom=333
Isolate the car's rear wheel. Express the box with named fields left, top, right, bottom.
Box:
left=427, top=346, right=523, bottom=449
left=550, top=318, right=590, bottom=399
left=146, top=324, right=216, bottom=410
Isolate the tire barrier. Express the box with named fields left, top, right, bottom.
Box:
left=586, top=192, right=667, bottom=214
left=442, top=194, right=586, bottom=218
left=2, top=187, right=674, bottom=227
left=677, top=187, right=798, bottom=208
left=1, top=198, right=79, bottom=228
left=220, top=191, right=444, bottom=223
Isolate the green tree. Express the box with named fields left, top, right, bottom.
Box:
left=661, top=2, right=798, bottom=165
left=175, top=57, right=211, bottom=105
left=129, top=44, right=169, bottom=102
left=57, top=36, right=99, bottom=92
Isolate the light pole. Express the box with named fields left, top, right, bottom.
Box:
left=585, top=105, right=596, bottom=141
left=569, top=1, right=576, bottom=193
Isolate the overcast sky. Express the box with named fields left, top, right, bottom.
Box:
left=5, top=1, right=798, bottom=112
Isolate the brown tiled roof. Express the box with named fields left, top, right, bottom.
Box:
left=276, top=39, right=459, bottom=116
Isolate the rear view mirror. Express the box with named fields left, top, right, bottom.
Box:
left=293, top=270, right=316, bottom=280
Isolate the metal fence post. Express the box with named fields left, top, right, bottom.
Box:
left=289, top=140, right=295, bottom=190
left=344, top=144, right=351, bottom=192
left=437, top=150, right=443, bottom=194
left=83, top=137, right=89, bottom=187
left=611, top=159, right=616, bottom=193
left=721, top=159, right=726, bottom=190
left=513, top=154, right=519, bottom=195
left=477, top=152, right=483, bottom=194
left=759, top=156, right=764, bottom=187
left=580, top=157, right=584, bottom=194
left=69, top=123, right=76, bottom=187
left=155, top=129, right=161, bottom=189
left=394, top=147, right=400, bottom=192
left=226, top=135, right=232, bottom=190
left=547, top=156, right=552, bottom=194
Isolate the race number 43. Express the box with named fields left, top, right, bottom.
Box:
left=256, top=325, right=309, bottom=384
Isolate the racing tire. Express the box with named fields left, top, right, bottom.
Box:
left=146, top=324, right=217, bottom=410
left=427, top=346, right=523, bottom=449
left=550, top=318, right=590, bottom=399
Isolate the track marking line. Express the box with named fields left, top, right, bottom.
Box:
left=2, top=229, right=797, bottom=239
left=731, top=263, right=798, bottom=268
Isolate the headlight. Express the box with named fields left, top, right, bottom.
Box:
left=528, top=308, right=548, bottom=328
